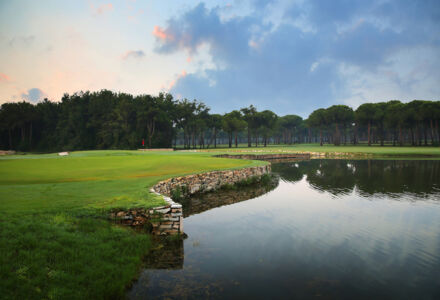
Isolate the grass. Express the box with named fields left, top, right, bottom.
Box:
left=1, top=145, right=439, bottom=299
left=0, top=150, right=264, bottom=299
left=190, top=143, right=440, bottom=157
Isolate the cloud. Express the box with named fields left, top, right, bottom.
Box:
left=152, top=1, right=440, bottom=116
left=21, top=88, right=47, bottom=103
left=90, top=2, right=113, bottom=15
left=0, top=73, right=10, bottom=82
left=168, top=70, right=187, bottom=90
left=152, top=26, right=173, bottom=41
left=9, top=35, right=35, bottom=47
left=121, top=50, right=145, bottom=60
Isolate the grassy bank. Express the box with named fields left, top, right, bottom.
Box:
left=189, top=143, right=440, bottom=157
left=0, top=150, right=264, bottom=299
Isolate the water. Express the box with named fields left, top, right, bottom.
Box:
left=129, top=160, right=440, bottom=299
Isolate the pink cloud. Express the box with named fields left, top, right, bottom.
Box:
left=90, top=3, right=113, bottom=15
left=0, top=73, right=10, bottom=82
left=152, top=26, right=172, bottom=41
left=169, top=70, right=187, bottom=90
left=121, top=50, right=145, bottom=60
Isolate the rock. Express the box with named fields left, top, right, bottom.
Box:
left=154, top=208, right=170, bottom=214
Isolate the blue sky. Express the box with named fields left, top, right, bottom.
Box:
left=0, top=0, right=439, bottom=116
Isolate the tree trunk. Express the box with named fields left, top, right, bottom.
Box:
left=353, top=124, right=358, bottom=145
left=214, top=128, right=217, bottom=148
left=430, top=119, right=435, bottom=145
left=344, top=125, right=347, bottom=145
left=29, top=122, right=33, bottom=148
left=424, top=125, right=428, bottom=146
left=410, top=127, right=415, bottom=146
left=308, top=128, right=311, bottom=144
left=235, top=132, right=238, bottom=148
left=228, top=132, right=232, bottom=148
left=368, top=121, right=371, bottom=146
left=320, top=129, right=323, bottom=146
left=436, top=120, right=439, bottom=145
left=8, top=128, right=12, bottom=149
left=334, top=123, right=340, bottom=146
left=380, top=127, right=384, bottom=146
left=247, top=127, right=251, bottom=147
left=21, top=126, right=25, bottom=143
left=399, top=126, right=403, bottom=146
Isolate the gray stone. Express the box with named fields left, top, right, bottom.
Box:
left=154, top=208, right=170, bottom=214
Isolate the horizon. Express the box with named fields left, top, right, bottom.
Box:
left=1, top=0, right=439, bottom=117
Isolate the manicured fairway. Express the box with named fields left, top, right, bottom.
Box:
left=0, top=150, right=263, bottom=299
left=195, top=143, right=440, bottom=157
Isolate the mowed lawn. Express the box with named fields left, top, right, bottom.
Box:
left=0, top=150, right=263, bottom=299
left=197, top=143, right=440, bottom=157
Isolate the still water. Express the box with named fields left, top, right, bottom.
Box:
left=129, top=160, right=440, bottom=299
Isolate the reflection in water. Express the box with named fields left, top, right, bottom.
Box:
left=180, top=177, right=279, bottom=217
left=129, top=160, right=440, bottom=299
left=143, top=237, right=184, bottom=270
left=273, top=159, right=440, bottom=198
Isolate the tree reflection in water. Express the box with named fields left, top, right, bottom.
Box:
left=272, top=159, right=440, bottom=199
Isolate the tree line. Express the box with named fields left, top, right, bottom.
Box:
left=0, top=90, right=439, bottom=151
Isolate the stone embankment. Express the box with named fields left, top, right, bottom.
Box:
left=113, top=163, right=271, bottom=235
left=153, top=164, right=271, bottom=197
left=215, top=153, right=310, bottom=160
left=111, top=193, right=183, bottom=235
left=307, top=152, right=373, bottom=159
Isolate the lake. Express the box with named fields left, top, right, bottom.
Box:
left=129, top=159, right=440, bottom=299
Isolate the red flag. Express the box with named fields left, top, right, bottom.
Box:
left=142, top=139, right=145, bottom=146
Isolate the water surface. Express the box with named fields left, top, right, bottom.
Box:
left=129, top=160, right=440, bottom=299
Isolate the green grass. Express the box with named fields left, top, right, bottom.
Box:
left=0, top=150, right=264, bottom=299
left=1, top=145, right=439, bottom=299
left=192, top=143, right=440, bottom=157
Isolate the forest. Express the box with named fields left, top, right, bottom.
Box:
left=0, top=90, right=439, bottom=151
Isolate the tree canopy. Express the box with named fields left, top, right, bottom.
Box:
left=0, top=90, right=439, bottom=151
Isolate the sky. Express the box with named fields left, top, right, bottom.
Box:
left=0, top=0, right=439, bottom=117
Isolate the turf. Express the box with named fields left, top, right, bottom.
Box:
left=1, top=146, right=439, bottom=299
left=0, top=150, right=264, bottom=299
left=194, top=143, right=440, bottom=157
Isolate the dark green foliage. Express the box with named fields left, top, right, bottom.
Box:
left=0, top=90, right=179, bottom=151
left=307, top=100, right=440, bottom=147
left=1, top=90, right=439, bottom=150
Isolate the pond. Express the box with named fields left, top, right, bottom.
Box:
left=129, top=159, right=440, bottom=299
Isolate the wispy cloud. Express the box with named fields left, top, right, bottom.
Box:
left=90, top=2, right=113, bottom=15
left=168, top=70, right=187, bottom=90
left=9, top=35, right=35, bottom=47
left=0, top=73, right=11, bottom=82
left=152, top=26, right=172, bottom=41
left=121, top=50, right=145, bottom=60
